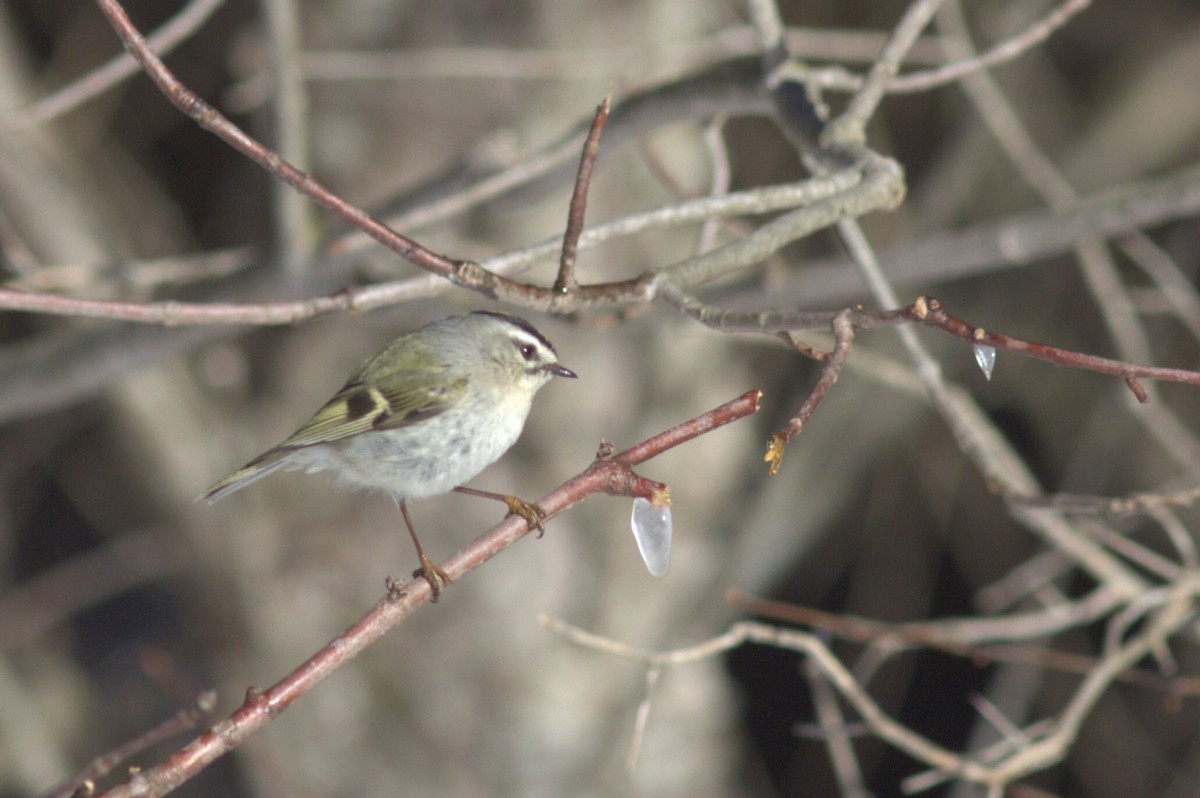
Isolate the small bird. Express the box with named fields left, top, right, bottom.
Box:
left=203, top=311, right=576, bottom=598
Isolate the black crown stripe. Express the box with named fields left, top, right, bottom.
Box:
left=469, top=310, right=557, bottom=354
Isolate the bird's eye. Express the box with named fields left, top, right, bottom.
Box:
left=519, top=344, right=536, bottom=361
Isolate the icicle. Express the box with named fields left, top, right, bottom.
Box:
left=973, top=343, right=996, bottom=380
left=630, top=497, right=672, bottom=577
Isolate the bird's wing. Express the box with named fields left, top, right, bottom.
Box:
left=202, top=370, right=467, bottom=503
left=277, top=374, right=467, bottom=448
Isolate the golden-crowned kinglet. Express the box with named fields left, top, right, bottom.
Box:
left=203, top=310, right=576, bottom=597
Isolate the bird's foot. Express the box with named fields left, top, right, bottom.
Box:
left=502, top=495, right=547, bottom=536
left=413, top=554, right=452, bottom=602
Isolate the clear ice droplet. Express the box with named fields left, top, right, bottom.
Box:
left=630, top=497, right=672, bottom=577
left=973, top=344, right=996, bottom=380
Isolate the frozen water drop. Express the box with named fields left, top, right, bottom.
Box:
left=630, top=497, right=672, bottom=577
left=973, top=344, right=996, bottom=380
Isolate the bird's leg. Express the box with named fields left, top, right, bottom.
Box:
left=399, top=500, right=451, bottom=601
left=453, top=486, right=547, bottom=535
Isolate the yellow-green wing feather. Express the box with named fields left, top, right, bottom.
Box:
left=202, top=370, right=466, bottom=503
left=279, top=376, right=466, bottom=447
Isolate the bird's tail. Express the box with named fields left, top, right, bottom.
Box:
left=200, top=451, right=291, bottom=504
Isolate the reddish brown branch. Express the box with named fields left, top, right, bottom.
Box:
left=90, top=0, right=656, bottom=313
left=764, top=310, right=855, bottom=475
left=667, top=295, right=1200, bottom=404
left=42, top=691, right=216, bottom=798
left=909, top=296, right=1200, bottom=399
left=612, top=390, right=761, bottom=465
left=554, top=97, right=610, bottom=294
left=93, top=0, right=466, bottom=281
left=94, top=390, right=760, bottom=798
left=666, top=292, right=1200, bottom=476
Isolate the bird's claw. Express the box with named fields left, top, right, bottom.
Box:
left=413, top=554, right=452, bottom=602
left=503, top=495, right=547, bottom=536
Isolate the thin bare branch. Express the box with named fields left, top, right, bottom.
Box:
left=549, top=582, right=1198, bottom=791
left=92, top=0, right=467, bottom=281
left=910, top=295, right=1200, bottom=394
left=40, top=691, right=217, bottom=798
left=764, top=309, right=856, bottom=475
left=888, top=0, right=1095, bottom=93
left=822, top=0, right=947, bottom=144
left=4, top=0, right=228, bottom=130
left=554, top=96, right=610, bottom=293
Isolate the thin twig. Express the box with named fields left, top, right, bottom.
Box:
left=910, top=295, right=1200, bottom=396
left=0, top=168, right=862, bottom=325
left=904, top=719, right=1057, bottom=794
left=91, top=0, right=470, bottom=283
left=887, top=0, right=1094, bottom=93
left=293, top=28, right=946, bottom=87
left=0, top=164, right=868, bottom=325
left=625, top=664, right=662, bottom=776
left=5, top=0, right=228, bottom=130
left=822, top=0, right=946, bottom=145
left=40, top=691, right=217, bottom=798
left=1010, top=485, right=1200, bottom=518
left=764, top=309, right=856, bottom=475
left=727, top=588, right=1173, bottom=692
left=554, top=97, right=610, bottom=294
left=804, top=658, right=870, bottom=798
left=752, top=161, right=1200, bottom=307
left=696, top=116, right=733, bottom=254
left=546, top=583, right=1198, bottom=791
left=660, top=288, right=1200, bottom=415
left=87, top=0, right=773, bottom=313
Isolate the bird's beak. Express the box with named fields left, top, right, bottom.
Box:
left=549, top=364, right=577, bottom=379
